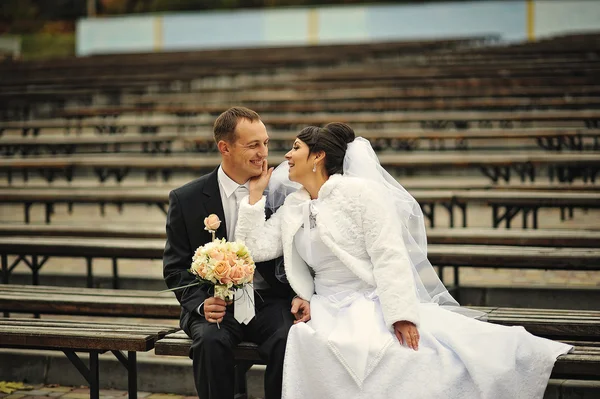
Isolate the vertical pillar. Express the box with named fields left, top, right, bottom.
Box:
left=153, top=16, right=163, bottom=52
left=527, top=0, right=535, bottom=42
left=307, top=9, right=319, bottom=45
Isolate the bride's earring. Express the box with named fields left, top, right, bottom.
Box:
left=312, top=163, right=317, bottom=173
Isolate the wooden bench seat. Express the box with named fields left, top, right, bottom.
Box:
left=0, top=317, right=178, bottom=399
left=3, top=109, right=600, bottom=131
left=1, top=186, right=598, bottom=226
left=0, top=284, right=179, bottom=318
left=2, top=285, right=600, bottom=393
left=119, top=85, right=600, bottom=104
left=2, top=151, right=599, bottom=184
left=1, top=224, right=598, bottom=248
left=155, top=329, right=600, bottom=381
left=7, top=83, right=600, bottom=117
left=52, top=95, right=600, bottom=115
left=0, top=134, right=177, bottom=156
left=1, top=237, right=598, bottom=287
left=3, top=52, right=596, bottom=93
left=3, top=128, right=599, bottom=153
left=2, top=286, right=600, bottom=341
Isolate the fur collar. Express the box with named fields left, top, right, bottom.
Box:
left=285, top=174, right=344, bottom=206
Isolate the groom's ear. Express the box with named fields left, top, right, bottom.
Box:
left=217, top=140, right=231, bottom=156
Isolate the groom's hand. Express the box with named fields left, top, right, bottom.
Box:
left=204, top=297, right=227, bottom=324
left=393, top=320, right=419, bottom=351
left=248, top=160, right=273, bottom=205
left=291, top=297, right=311, bottom=324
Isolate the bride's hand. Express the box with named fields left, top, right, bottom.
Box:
left=393, top=320, right=419, bottom=350
left=248, top=160, right=273, bottom=205
left=291, top=296, right=311, bottom=324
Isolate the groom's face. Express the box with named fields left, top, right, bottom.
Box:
left=226, top=118, right=270, bottom=182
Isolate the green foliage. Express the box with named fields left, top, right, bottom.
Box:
left=0, top=0, right=38, bottom=20
left=20, top=32, right=75, bottom=60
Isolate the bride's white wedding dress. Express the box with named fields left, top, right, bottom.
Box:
left=282, top=223, right=572, bottom=399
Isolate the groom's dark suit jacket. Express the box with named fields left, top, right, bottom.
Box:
left=163, top=167, right=293, bottom=328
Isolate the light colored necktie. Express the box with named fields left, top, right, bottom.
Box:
left=233, top=186, right=255, bottom=324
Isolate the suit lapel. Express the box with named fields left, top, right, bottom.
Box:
left=202, top=168, right=228, bottom=240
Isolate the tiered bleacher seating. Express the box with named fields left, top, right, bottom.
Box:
left=1, top=33, right=599, bottom=397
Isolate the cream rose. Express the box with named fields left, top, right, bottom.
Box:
left=204, top=214, right=221, bottom=232
left=214, top=284, right=234, bottom=301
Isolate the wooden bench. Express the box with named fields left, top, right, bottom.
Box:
left=5, top=45, right=597, bottom=96
left=1, top=184, right=599, bottom=228
left=188, top=128, right=600, bottom=152
left=155, top=318, right=600, bottom=381
left=1, top=186, right=598, bottom=226
left=2, top=223, right=599, bottom=248
left=0, top=134, right=177, bottom=156
left=54, top=94, right=600, bottom=116
left=3, top=109, right=600, bottom=135
left=0, top=317, right=178, bottom=399
left=2, top=285, right=600, bottom=389
left=1, top=236, right=598, bottom=288
left=2, top=150, right=599, bottom=184
left=2, top=286, right=599, bottom=342
left=3, top=128, right=599, bottom=154
left=117, top=84, right=600, bottom=106
left=453, top=190, right=600, bottom=228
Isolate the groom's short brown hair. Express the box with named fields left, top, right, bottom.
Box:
left=213, top=106, right=261, bottom=144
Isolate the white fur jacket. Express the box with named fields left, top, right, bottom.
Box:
left=235, top=174, right=420, bottom=329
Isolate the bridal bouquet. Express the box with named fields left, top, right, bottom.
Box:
left=191, top=214, right=255, bottom=302
left=163, top=213, right=255, bottom=305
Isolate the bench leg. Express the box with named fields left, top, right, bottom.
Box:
left=90, top=352, right=100, bottom=399
left=234, top=362, right=251, bottom=399
left=86, top=257, right=94, bottom=288
left=111, top=350, right=137, bottom=399
left=112, top=258, right=119, bottom=289
left=63, top=350, right=100, bottom=399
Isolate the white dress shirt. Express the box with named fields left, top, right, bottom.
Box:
left=217, top=166, right=268, bottom=290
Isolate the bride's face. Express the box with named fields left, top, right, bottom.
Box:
left=285, top=138, right=317, bottom=183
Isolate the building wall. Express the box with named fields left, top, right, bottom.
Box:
left=534, top=0, right=600, bottom=38
left=76, top=0, right=600, bottom=56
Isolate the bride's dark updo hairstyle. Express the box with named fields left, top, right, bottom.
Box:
left=296, top=122, right=356, bottom=176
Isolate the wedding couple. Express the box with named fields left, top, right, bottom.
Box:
left=163, top=107, right=571, bottom=399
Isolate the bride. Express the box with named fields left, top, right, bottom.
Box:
left=235, top=122, right=572, bottom=399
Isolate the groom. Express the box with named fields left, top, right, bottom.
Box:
left=163, top=107, right=306, bottom=399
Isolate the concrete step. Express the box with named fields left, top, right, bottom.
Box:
left=1, top=349, right=599, bottom=399
left=0, top=348, right=264, bottom=398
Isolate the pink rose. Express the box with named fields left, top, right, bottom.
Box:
left=229, top=266, right=246, bottom=285
left=204, top=214, right=221, bottom=232
left=213, top=260, right=232, bottom=285
left=226, top=253, right=238, bottom=266
left=192, top=262, right=207, bottom=278
left=209, top=249, right=225, bottom=261
left=242, top=263, right=255, bottom=280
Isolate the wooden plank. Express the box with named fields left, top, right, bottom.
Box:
left=154, top=333, right=600, bottom=378
left=0, top=318, right=178, bottom=352
left=0, top=134, right=178, bottom=146
left=1, top=238, right=599, bottom=270
left=427, top=228, right=600, bottom=248
left=455, top=190, right=600, bottom=207
left=50, top=95, right=600, bottom=114
left=427, top=245, right=600, bottom=270
left=3, top=110, right=600, bottom=131
left=0, top=236, right=165, bottom=258
left=0, top=223, right=166, bottom=239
